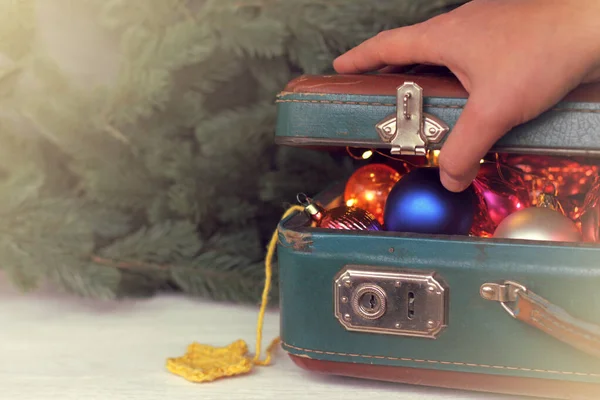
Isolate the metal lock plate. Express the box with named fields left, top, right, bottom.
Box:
left=375, top=82, right=450, bottom=156
left=334, top=265, right=449, bottom=339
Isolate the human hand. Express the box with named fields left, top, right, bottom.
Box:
left=333, top=0, right=600, bottom=192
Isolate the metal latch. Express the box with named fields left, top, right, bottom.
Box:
left=334, top=265, right=449, bottom=339
left=480, top=281, right=527, bottom=318
left=375, top=82, right=450, bottom=156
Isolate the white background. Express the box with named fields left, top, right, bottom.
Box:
left=0, top=273, right=521, bottom=400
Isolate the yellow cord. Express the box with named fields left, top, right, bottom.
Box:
left=166, top=205, right=305, bottom=383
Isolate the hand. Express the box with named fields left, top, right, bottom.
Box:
left=333, top=0, right=600, bottom=192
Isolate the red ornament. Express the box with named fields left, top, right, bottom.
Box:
left=319, top=206, right=383, bottom=231
left=471, top=162, right=532, bottom=237
left=344, top=163, right=402, bottom=225
left=298, top=193, right=383, bottom=231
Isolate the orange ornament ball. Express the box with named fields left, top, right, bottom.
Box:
left=344, top=163, right=402, bottom=225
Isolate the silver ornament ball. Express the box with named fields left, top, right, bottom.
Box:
left=493, top=206, right=581, bottom=242
left=581, top=201, right=600, bottom=243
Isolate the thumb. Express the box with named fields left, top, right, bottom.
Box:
left=437, top=93, right=517, bottom=192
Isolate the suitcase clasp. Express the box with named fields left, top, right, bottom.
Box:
left=333, top=265, right=449, bottom=339
left=375, top=82, right=450, bottom=156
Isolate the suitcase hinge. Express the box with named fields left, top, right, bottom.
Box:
left=375, top=82, right=450, bottom=156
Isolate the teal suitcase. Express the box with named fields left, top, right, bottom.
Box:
left=274, top=72, right=600, bottom=399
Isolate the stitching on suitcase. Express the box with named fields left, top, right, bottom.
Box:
left=282, top=342, right=600, bottom=377
left=531, top=311, right=600, bottom=343
left=274, top=99, right=600, bottom=114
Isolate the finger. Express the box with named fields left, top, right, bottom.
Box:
left=333, top=24, right=439, bottom=74
left=378, top=64, right=448, bottom=74
left=438, top=94, right=517, bottom=192
left=378, top=65, right=417, bottom=74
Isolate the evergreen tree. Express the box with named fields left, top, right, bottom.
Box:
left=0, top=0, right=467, bottom=302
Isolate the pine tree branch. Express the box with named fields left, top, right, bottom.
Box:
left=91, top=255, right=171, bottom=271
left=0, top=0, right=468, bottom=302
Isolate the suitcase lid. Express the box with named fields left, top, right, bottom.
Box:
left=274, top=73, right=600, bottom=157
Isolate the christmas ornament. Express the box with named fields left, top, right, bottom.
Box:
left=426, top=149, right=440, bottom=167
left=344, top=163, right=402, bottom=224
left=383, top=167, right=477, bottom=235
left=493, top=189, right=582, bottom=242
left=471, top=162, right=531, bottom=237
left=581, top=206, right=599, bottom=243
left=580, top=176, right=600, bottom=242
left=298, top=194, right=383, bottom=231
left=500, top=154, right=598, bottom=220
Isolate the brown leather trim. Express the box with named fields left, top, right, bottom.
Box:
left=515, top=290, right=600, bottom=359
left=289, top=354, right=600, bottom=400
left=281, top=73, right=468, bottom=98
left=281, top=74, right=600, bottom=103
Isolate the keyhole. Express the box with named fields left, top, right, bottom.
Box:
left=368, top=294, right=376, bottom=309
left=360, top=292, right=379, bottom=311
left=352, top=285, right=386, bottom=320
left=408, top=291, right=415, bottom=320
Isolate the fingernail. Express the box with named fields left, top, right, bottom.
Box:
left=440, top=170, right=468, bottom=193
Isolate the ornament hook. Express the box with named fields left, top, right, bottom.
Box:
left=536, top=184, right=565, bottom=214
left=296, top=193, right=311, bottom=207
left=296, top=192, right=326, bottom=222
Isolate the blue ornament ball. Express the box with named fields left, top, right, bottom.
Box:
left=383, top=167, right=476, bottom=235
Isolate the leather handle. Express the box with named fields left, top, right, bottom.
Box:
left=480, top=281, right=600, bottom=359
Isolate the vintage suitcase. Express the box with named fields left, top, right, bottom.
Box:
left=273, top=72, right=600, bottom=399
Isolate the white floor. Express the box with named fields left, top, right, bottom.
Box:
left=0, top=273, right=518, bottom=400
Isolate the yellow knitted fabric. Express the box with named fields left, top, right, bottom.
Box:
left=166, top=205, right=305, bottom=383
